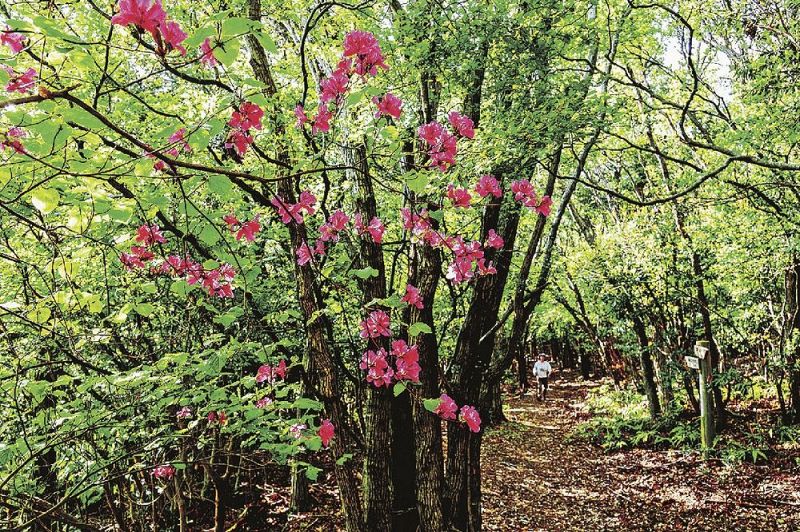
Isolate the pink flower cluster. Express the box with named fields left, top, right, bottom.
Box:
left=176, top=406, right=192, bottom=419
left=373, top=92, right=403, bottom=119
left=224, top=214, right=261, bottom=242
left=359, top=310, right=391, bottom=338
left=256, top=359, right=287, bottom=384
left=401, top=284, right=424, bottom=309
left=200, top=38, right=218, bottom=67
left=120, top=224, right=236, bottom=298
left=511, top=179, right=553, bottom=216
left=360, top=339, right=421, bottom=387
left=447, top=185, right=472, bottom=208
left=433, top=394, right=481, bottom=432
left=152, top=464, right=176, bottom=480
left=1, top=127, right=26, bottom=154
left=353, top=213, right=386, bottom=244
left=225, top=102, right=263, bottom=157
left=1, top=28, right=26, bottom=54
left=111, top=0, right=187, bottom=56
left=475, top=174, right=502, bottom=199
left=445, top=236, right=496, bottom=284
left=296, top=31, right=388, bottom=135
left=417, top=111, right=475, bottom=171
left=207, top=410, right=228, bottom=425
left=318, top=419, right=335, bottom=447
left=271, top=190, right=316, bottom=225
left=3, top=66, right=37, bottom=94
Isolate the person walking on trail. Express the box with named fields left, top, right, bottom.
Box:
left=534, top=354, right=552, bottom=401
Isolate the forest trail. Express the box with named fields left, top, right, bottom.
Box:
left=480, top=371, right=800, bottom=531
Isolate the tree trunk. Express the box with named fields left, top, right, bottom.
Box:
left=630, top=312, right=661, bottom=419
left=349, top=144, right=393, bottom=532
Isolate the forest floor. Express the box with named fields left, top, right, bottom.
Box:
left=480, top=370, right=800, bottom=531
left=281, top=370, right=800, bottom=531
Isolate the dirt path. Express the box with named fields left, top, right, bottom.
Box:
left=481, top=371, right=800, bottom=531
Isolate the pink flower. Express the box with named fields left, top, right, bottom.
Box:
left=391, top=340, right=419, bottom=364
left=207, top=410, right=227, bottom=425
left=360, top=348, right=394, bottom=387
left=161, top=20, right=187, bottom=55
left=342, top=30, right=388, bottom=76
left=167, top=127, right=191, bottom=154
left=373, top=93, right=403, bottom=119
left=485, top=229, right=504, bottom=250
left=1, top=28, right=26, bottom=54
left=1, top=127, right=26, bottom=153
left=236, top=217, right=260, bottom=242
left=318, top=419, right=335, bottom=447
left=446, top=257, right=474, bottom=284
left=176, top=406, right=192, bottom=419
left=225, top=129, right=253, bottom=156
left=395, top=358, right=421, bottom=383
left=297, top=241, right=316, bottom=266
left=294, top=105, right=309, bottom=128
left=256, top=364, right=275, bottom=383
left=447, top=111, right=475, bottom=139
left=460, top=405, right=481, bottom=432
left=320, top=71, right=349, bottom=104
left=475, top=174, right=501, bottom=198
left=5, top=67, right=37, bottom=94
left=535, top=195, right=553, bottom=217
left=366, top=216, right=385, bottom=244
left=111, top=0, right=166, bottom=38
left=135, top=224, right=167, bottom=246
left=290, top=423, right=306, bottom=439
left=329, top=210, right=350, bottom=231
left=434, top=394, right=458, bottom=420
left=275, top=359, right=287, bottom=379
left=271, top=196, right=304, bottom=224
left=446, top=185, right=472, bottom=208
left=477, top=259, right=497, bottom=276
left=152, top=464, right=176, bottom=480
left=120, top=252, right=145, bottom=270
left=297, top=191, right=317, bottom=216
left=400, top=208, right=431, bottom=236
left=402, top=284, right=424, bottom=310
left=199, top=38, right=218, bottom=67
left=359, top=310, right=391, bottom=338
left=256, top=396, right=273, bottom=408
left=312, top=104, right=332, bottom=134
left=418, top=122, right=445, bottom=146
left=511, top=179, right=537, bottom=207
left=229, top=102, right=264, bottom=131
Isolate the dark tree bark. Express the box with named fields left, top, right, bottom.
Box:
left=348, top=144, right=393, bottom=532
left=629, top=309, right=662, bottom=419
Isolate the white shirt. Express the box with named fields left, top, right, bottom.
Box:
left=533, top=361, right=552, bottom=378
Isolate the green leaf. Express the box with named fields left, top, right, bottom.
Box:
left=214, top=38, right=240, bottom=67
left=393, top=381, right=407, bottom=397
left=304, top=465, right=321, bottom=481
left=293, top=398, right=323, bottom=410
left=335, top=453, right=353, bottom=466
left=208, top=175, right=233, bottom=196
left=406, top=172, right=428, bottom=194
left=255, top=31, right=278, bottom=54
left=352, top=267, right=379, bottom=279
left=31, top=188, right=60, bottom=214
left=423, top=398, right=441, bottom=413
left=27, top=307, right=51, bottom=324
left=222, top=18, right=256, bottom=38
left=170, top=280, right=190, bottom=298
left=199, top=224, right=221, bottom=246
left=408, top=322, right=433, bottom=336
left=134, top=303, right=154, bottom=317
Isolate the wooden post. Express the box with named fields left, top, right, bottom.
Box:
left=695, top=340, right=715, bottom=449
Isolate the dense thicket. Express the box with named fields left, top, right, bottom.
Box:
left=1, top=0, right=799, bottom=530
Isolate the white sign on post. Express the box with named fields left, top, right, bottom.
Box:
left=685, top=356, right=700, bottom=369
left=694, top=345, right=709, bottom=358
